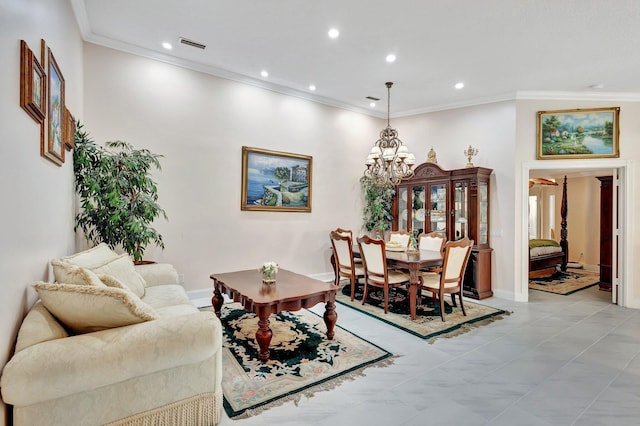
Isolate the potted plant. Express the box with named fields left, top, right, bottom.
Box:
left=360, top=176, right=395, bottom=239
left=72, top=122, right=167, bottom=262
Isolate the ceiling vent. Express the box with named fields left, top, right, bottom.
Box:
left=179, top=37, right=206, bottom=50
left=366, top=96, right=380, bottom=101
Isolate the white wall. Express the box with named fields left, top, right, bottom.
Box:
left=0, top=0, right=83, bottom=422
left=82, top=44, right=381, bottom=291
left=394, top=102, right=517, bottom=298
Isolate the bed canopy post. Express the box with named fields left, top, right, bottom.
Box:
left=560, top=175, right=568, bottom=272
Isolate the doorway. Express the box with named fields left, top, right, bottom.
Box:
left=520, top=160, right=632, bottom=306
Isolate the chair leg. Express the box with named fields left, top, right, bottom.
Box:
left=451, top=293, right=457, bottom=307
left=361, top=282, right=369, bottom=306
left=459, top=290, right=466, bottom=316
left=350, top=277, right=355, bottom=301
left=439, top=289, right=446, bottom=322
left=383, top=286, right=389, bottom=314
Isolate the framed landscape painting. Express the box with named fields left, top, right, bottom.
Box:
left=241, top=146, right=312, bottom=212
left=537, top=107, right=620, bottom=159
left=45, top=47, right=65, bottom=165
left=19, top=40, right=46, bottom=123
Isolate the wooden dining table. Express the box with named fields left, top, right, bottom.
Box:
left=349, top=246, right=443, bottom=320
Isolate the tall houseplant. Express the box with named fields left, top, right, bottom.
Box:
left=360, top=176, right=395, bottom=238
left=73, top=123, right=167, bottom=262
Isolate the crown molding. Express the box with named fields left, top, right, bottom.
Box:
left=516, top=90, right=640, bottom=102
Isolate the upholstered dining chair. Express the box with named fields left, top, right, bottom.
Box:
left=388, top=230, right=411, bottom=248
left=357, top=235, right=411, bottom=314
left=330, top=230, right=365, bottom=301
left=335, top=227, right=362, bottom=264
left=419, top=237, right=473, bottom=322
left=418, top=231, right=446, bottom=252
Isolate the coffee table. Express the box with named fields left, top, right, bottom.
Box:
left=210, top=269, right=339, bottom=362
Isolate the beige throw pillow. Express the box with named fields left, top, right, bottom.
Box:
left=91, top=254, right=146, bottom=297
left=33, top=282, right=157, bottom=334
left=60, top=243, right=119, bottom=269
left=51, top=259, right=106, bottom=287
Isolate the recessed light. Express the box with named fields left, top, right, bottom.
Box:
left=328, top=28, right=339, bottom=39
left=309, top=84, right=316, bottom=91
left=261, top=70, right=269, bottom=78
left=162, top=42, right=172, bottom=50
left=455, top=82, right=465, bottom=90
left=385, top=54, right=396, bottom=63
left=369, top=102, right=376, bottom=108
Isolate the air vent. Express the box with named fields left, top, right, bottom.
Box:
left=366, top=96, right=380, bottom=101
left=179, top=37, right=206, bottom=50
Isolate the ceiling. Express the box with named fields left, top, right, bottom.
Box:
left=71, top=0, right=640, bottom=118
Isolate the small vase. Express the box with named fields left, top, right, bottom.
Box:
left=262, top=270, right=276, bottom=284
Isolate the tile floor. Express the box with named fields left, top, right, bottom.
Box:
left=214, top=286, right=640, bottom=425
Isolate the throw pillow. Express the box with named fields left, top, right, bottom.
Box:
left=60, top=243, right=119, bottom=269
left=97, top=274, right=128, bottom=290
left=91, top=254, right=146, bottom=297
left=51, top=259, right=106, bottom=287
left=33, top=282, right=157, bottom=334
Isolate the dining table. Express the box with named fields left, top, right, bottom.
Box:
left=350, top=246, right=443, bottom=320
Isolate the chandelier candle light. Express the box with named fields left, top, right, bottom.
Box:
left=364, top=82, right=416, bottom=186
left=464, top=145, right=478, bottom=168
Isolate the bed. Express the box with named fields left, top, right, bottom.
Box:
left=529, top=176, right=568, bottom=278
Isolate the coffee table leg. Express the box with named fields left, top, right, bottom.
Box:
left=212, top=284, right=224, bottom=317
left=256, top=313, right=273, bottom=362
left=323, top=301, right=337, bottom=339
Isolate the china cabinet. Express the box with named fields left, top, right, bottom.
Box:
left=392, top=162, right=493, bottom=299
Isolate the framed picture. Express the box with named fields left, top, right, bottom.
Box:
left=63, top=107, right=75, bottom=150
left=44, top=46, right=65, bottom=166
left=241, top=146, right=312, bottom=212
left=19, top=40, right=46, bottom=123
left=537, top=107, right=620, bottom=159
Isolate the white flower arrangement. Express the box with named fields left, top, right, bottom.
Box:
left=260, top=261, right=279, bottom=275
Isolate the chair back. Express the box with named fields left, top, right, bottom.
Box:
left=335, top=227, right=353, bottom=239
left=418, top=231, right=446, bottom=252
left=389, top=230, right=411, bottom=248
left=330, top=230, right=355, bottom=274
left=357, top=235, right=387, bottom=284
left=441, top=238, right=474, bottom=287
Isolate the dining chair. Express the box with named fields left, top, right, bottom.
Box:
left=389, top=230, right=411, bottom=248
left=418, top=231, right=446, bottom=252
left=335, top=227, right=362, bottom=264
left=330, top=230, right=365, bottom=301
left=419, top=237, right=473, bottom=321
left=357, top=235, right=411, bottom=314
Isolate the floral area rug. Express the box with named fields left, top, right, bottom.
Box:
left=529, top=268, right=600, bottom=295
left=335, top=283, right=507, bottom=340
left=209, top=303, right=393, bottom=419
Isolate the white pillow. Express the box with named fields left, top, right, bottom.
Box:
left=33, top=282, right=157, bottom=334
left=91, top=254, right=146, bottom=297
left=60, top=243, right=119, bottom=269
left=51, top=259, right=106, bottom=287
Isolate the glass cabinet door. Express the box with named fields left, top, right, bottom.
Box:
left=398, top=187, right=408, bottom=230
left=479, top=181, right=489, bottom=244
left=412, top=186, right=425, bottom=234
left=429, top=183, right=447, bottom=234
left=454, top=182, right=468, bottom=241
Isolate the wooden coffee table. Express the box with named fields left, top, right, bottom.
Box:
left=210, top=269, right=339, bottom=362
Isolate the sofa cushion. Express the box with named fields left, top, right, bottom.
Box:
left=142, top=284, right=192, bottom=309
left=14, top=302, right=69, bottom=353
left=60, top=243, right=119, bottom=269
left=51, top=259, right=106, bottom=287
left=91, top=254, right=146, bottom=297
left=33, top=282, right=157, bottom=334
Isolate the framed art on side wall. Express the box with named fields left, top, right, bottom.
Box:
left=241, top=146, right=312, bottom=212
left=44, top=46, right=65, bottom=166
left=537, top=107, right=620, bottom=159
left=19, top=40, right=46, bottom=123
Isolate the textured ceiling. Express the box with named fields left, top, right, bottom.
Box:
left=72, top=0, right=640, bottom=117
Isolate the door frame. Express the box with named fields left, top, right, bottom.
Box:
left=520, top=159, right=634, bottom=306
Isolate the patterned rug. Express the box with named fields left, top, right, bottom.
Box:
left=211, top=303, right=393, bottom=419
left=335, top=283, right=507, bottom=340
left=529, top=268, right=600, bottom=295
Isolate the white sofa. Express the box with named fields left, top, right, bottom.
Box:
left=0, top=244, right=223, bottom=426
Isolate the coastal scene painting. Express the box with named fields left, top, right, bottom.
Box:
left=241, top=146, right=312, bottom=212
left=537, top=107, right=619, bottom=159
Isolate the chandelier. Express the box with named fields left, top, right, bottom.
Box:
left=364, top=82, right=416, bottom=186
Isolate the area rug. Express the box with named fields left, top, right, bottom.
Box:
left=335, top=283, right=507, bottom=340
left=529, top=268, right=600, bottom=295
left=209, top=303, right=394, bottom=419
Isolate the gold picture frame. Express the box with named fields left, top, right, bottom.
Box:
left=241, top=146, right=312, bottom=212
left=19, top=40, right=46, bottom=123
left=537, top=107, right=620, bottom=159
left=43, top=45, right=65, bottom=166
